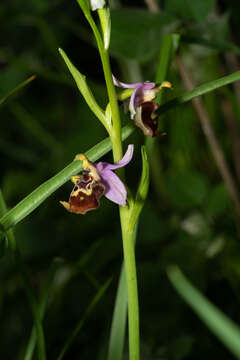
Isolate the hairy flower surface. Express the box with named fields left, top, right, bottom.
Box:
left=113, top=76, right=171, bottom=137
left=60, top=144, right=134, bottom=214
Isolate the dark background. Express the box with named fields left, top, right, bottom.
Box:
left=1, top=0, right=240, bottom=359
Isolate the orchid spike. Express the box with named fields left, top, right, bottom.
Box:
left=113, top=75, right=171, bottom=137
left=60, top=145, right=134, bottom=214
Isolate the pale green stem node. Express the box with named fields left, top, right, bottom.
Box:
left=98, top=7, right=111, bottom=50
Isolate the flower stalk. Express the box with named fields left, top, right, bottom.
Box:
left=73, top=2, right=141, bottom=358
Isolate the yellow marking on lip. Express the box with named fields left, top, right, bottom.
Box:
left=71, top=187, right=92, bottom=197
left=74, top=153, right=100, bottom=181
left=80, top=196, right=84, bottom=200
left=71, top=175, right=81, bottom=184
left=60, top=201, right=70, bottom=210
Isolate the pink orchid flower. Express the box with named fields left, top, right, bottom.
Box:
left=113, top=75, right=171, bottom=137
left=60, top=145, right=134, bottom=214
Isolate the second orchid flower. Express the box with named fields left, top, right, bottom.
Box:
left=113, top=76, right=171, bottom=137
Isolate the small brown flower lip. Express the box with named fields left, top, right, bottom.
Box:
left=134, top=101, right=159, bottom=138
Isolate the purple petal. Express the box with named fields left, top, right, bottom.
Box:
left=129, top=87, right=140, bottom=118
left=96, top=144, right=134, bottom=172
left=100, top=169, right=127, bottom=206
left=112, top=75, right=143, bottom=89
left=141, top=82, right=155, bottom=90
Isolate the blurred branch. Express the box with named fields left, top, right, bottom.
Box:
left=221, top=98, right=240, bottom=182
left=144, top=0, right=160, bottom=13
left=176, top=56, right=240, bottom=217
left=223, top=53, right=240, bottom=182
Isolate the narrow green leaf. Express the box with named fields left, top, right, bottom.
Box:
left=158, top=70, right=240, bottom=114
left=24, top=261, right=59, bottom=360
left=57, top=278, right=112, bottom=360
left=0, top=124, right=134, bottom=233
left=0, top=75, right=36, bottom=107
left=76, top=0, right=91, bottom=15
left=59, top=48, right=106, bottom=127
left=0, top=190, right=16, bottom=251
left=107, top=267, right=127, bottom=360
left=0, top=190, right=46, bottom=360
left=168, top=266, right=240, bottom=359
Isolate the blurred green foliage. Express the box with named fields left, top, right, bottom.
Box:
left=1, top=0, right=240, bottom=359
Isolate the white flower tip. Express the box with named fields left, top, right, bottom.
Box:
left=125, top=144, right=134, bottom=162
left=112, top=74, right=120, bottom=86
left=89, top=0, right=105, bottom=10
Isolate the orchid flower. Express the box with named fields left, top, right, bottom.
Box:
left=60, top=144, right=134, bottom=214
left=113, top=75, right=171, bottom=137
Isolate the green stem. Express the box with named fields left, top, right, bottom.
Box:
left=107, top=222, right=139, bottom=360
left=93, top=11, right=139, bottom=360
left=101, top=40, right=140, bottom=360
left=75, top=5, right=140, bottom=358
left=100, top=37, right=140, bottom=360
left=77, top=2, right=122, bottom=161
left=101, top=48, right=123, bottom=162
left=120, top=212, right=140, bottom=360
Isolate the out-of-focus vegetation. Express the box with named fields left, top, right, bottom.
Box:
left=1, top=0, right=240, bottom=359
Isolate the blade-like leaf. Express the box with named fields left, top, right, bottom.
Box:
left=0, top=75, right=36, bottom=107
left=168, top=266, right=240, bottom=359
left=57, top=278, right=112, bottom=360
left=59, top=48, right=106, bottom=127
left=158, top=70, right=240, bottom=114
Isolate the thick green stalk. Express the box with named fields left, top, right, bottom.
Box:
left=92, top=8, right=139, bottom=359
left=120, top=209, right=140, bottom=360
left=100, top=36, right=140, bottom=360
left=72, top=5, right=140, bottom=358
left=77, top=1, right=122, bottom=161
left=100, top=48, right=123, bottom=162
left=106, top=57, right=140, bottom=360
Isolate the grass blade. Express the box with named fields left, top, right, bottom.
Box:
left=168, top=266, right=240, bottom=359
left=0, top=75, right=36, bottom=107
left=24, top=261, right=59, bottom=360
left=57, top=278, right=112, bottom=360
left=0, top=190, right=46, bottom=360
left=107, top=267, right=128, bottom=360
left=158, top=70, right=240, bottom=114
